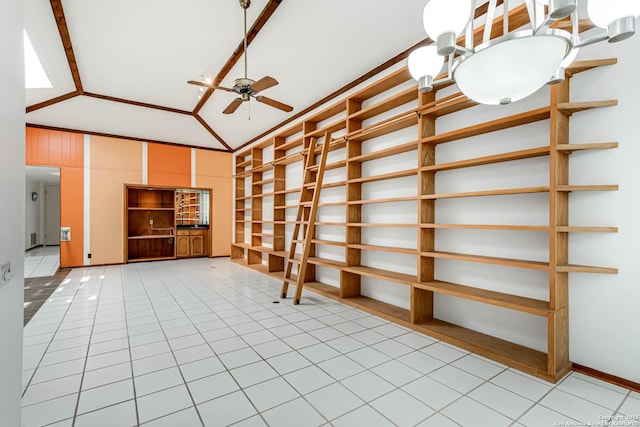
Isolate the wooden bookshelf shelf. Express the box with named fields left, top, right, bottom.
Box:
left=421, top=250, right=550, bottom=271
left=422, top=147, right=550, bottom=172
left=232, top=53, right=618, bottom=383
left=349, top=244, right=416, bottom=255
left=422, top=186, right=549, bottom=200
left=413, top=280, right=551, bottom=317
left=556, top=142, right=618, bottom=152
left=557, top=100, right=618, bottom=116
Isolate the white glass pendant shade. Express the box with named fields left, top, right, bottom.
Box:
left=408, top=46, right=445, bottom=81
left=423, top=0, right=473, bottom=40
left=587, top=0, right=640, bottom=28
left=454, top=33, right=570, bottom=105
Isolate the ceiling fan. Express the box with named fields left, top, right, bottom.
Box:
left=188, top=0, right=293, bottom=115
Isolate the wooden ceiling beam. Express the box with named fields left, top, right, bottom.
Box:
left=193, top=0, right=283, bottom=114
left=193, top=114, right=233, bottom=151
left=26, top=91, right=81, bottom=113
left=83, top=93, right=192, bottom=115
left=50, top=0, right=83, bottom=92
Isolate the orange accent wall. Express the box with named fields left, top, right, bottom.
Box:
left=26, top=128, right=84, bottom=267
left=148, top=143, right=191, bottom=187
left=196, top=150, right=233, bottom=257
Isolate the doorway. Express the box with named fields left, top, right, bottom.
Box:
left=25, top=166, right=60, bottom=278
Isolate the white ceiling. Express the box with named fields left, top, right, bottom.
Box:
left=24, top=0, right=428, bottom=151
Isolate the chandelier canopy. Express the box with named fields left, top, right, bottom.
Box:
left=408, top=0, right=640, bottom=105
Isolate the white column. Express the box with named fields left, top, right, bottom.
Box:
left=84, top=134, right=91, bottom=265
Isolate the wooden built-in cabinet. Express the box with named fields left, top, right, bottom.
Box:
left=231, top=57, right=620, bottom=382
left=126, top=185, right=211, bottom=262
left=126, top=186, right=176, bottom=262
left=177, top=229, right=208, bottom=258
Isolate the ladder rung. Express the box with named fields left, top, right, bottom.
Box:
left=307, top=165, right=320, bottom=171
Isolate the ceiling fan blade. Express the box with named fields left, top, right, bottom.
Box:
left=187, top=81, right=236, bottom=94
left=187, top=80, right=210, bottom=87
left=255, top=96, right=293, bottom=113
left=250, top=76, right=278, bottom=92
left=223, top=98, right=244, bottom=114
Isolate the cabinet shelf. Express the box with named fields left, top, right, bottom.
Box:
left=276, top=137, right=304, bottom=152
left=128, top=235, right=174, bottom=240
left=420, top=251, right=550, bottom=271
left=422, top=146, right=550, bottom=173
left=422, top=186, right=549, bottom=200
left=349, top=223, right=417, bottom=228
left=236, top=159, right=252, bottom=168
left=253, top=178, right=274, bottom=186
left=128, top=207, right=174, bottom=211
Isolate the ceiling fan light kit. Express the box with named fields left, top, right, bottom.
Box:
left=408, top=0, right=640, bottom=105
left=187, top=0, right=292, bottom=115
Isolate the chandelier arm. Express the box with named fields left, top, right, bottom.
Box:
left=574, top=32, right=610, bottom=48
left=483, top=0, right=498, bottom=44
left=465, top=14, right=474, bottom=50
left=503, top=0, right=509, bottom=36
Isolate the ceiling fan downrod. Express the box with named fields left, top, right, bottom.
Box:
left=240, top=0, right=250, bottom=79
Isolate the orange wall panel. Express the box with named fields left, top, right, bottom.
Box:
left=26, top=128, right=84, bottom=268
left=90, top=136, right=143, bottom=265
left=148, top=143, right=191, bottom=187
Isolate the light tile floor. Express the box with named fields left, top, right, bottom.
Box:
left=25, top=246, right=60, bottom=278
left=21, top=258, right=639, bottom=427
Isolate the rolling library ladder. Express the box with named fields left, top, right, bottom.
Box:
left=281, top=132, right=332, bottom=304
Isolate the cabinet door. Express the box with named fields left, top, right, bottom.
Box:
left=176, top=235, right=190, bottom=257
left=190, top=234, right=204, bottom=256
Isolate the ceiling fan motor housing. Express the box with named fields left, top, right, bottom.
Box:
left=232, top=78, right=257, bottom=97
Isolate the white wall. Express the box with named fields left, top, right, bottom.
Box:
left=0, top=0, right=25, bottom=425
left=25, top=177, right=42, bottom=249
left=565, top=30, right=640, bottom=382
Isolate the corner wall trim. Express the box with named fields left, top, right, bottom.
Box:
left=83, top=134, right=91, bottom=266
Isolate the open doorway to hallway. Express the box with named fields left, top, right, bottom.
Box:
left=25, top=166, right=60, bottom=278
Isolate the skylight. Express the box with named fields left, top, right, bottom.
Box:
left=24, top=29, right=52, bottom=89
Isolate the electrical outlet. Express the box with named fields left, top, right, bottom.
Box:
left=150, top=219, right=154, bottom=226
left=1, top=263, right=13, bottom=290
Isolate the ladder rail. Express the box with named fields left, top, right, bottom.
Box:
left=280, top=132, right=332, bottom=304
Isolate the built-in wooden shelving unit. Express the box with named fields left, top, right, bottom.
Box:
left=231, top=58, right=619, bottom=382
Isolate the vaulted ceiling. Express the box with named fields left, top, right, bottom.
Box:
left=25, top=0, right=432, bottom=152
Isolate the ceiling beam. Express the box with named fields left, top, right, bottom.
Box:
left=193, top=114, right=233, bottom=151
left=26, top=123, right=230, bottom=153
left=83, top=93, right=192, bottom=115
left=50, top=0, right=83, bottom=92
left=193, top=0, right=283, bottom=115
left=26, top=91, right=81, bottom=113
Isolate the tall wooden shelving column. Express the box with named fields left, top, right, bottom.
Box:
left=271, top=136, right=286, bottom=273
left=413, top=91, right=437, bottom=324
left=249, top=147, right=264, bottom=265
left=343, top=99, right=363, bottom=299
left=549, top=74, right=571, bottom=377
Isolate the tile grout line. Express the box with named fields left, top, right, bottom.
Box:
left=120, top=267, right=142, bottom=427
left=71, top=269, right=107, bottom=426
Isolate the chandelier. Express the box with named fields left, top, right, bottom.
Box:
left=408, top=0, right=640, bottom=105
